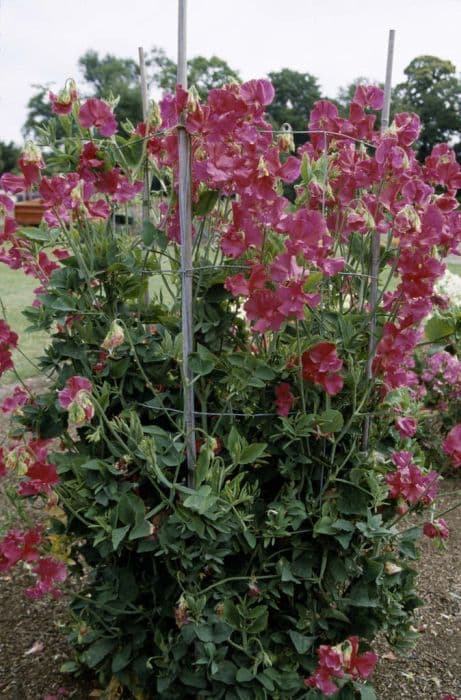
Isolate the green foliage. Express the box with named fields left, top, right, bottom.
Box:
left=5, top=83, right=443, bottom=700
left=148, top=47, right=240, bottom=99
left=394, top=55, right=461, bottom=161
left=0, top=140, right=20, bottom=175
left=266, top=68, right=322, bottom=144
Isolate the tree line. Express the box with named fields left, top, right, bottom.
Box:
left=1, top=49, right=460, bottom=173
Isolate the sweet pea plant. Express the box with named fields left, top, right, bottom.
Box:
left=0, top=77, right=461, bottom=699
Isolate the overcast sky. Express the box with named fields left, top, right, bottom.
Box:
left=1, top=0, right=460, bottom=145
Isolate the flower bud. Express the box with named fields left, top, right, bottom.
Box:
left=384, top=561, right=402, bottom=575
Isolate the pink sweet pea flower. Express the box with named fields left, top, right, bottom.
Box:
left=18, top=143, right=45, bottom=187
left=395, top=416, right=417, bottom=438
left=26, top=556, right=67, bottom=599
left=301, top=342, right=344, bottom=396
left=423, top=518, right=449, bottom=540
left=443, top=424, right=461, bottom=467
left=78, top=98, right=117, bottom=137
left=49, top=79, right=78, bottom=115
left=1, top=385, right=29, bottom=414
left=352, top=84, right=384, bottom=111
left=275, top=383, right=294, bottom=417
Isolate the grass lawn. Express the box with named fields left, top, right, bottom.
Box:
left=0, top=267, right=49, bottom=385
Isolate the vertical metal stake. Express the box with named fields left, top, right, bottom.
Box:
left=363, top=29, right=396, bottom=451
left=177, top=0, right=196, bottom=484
left=138, top=46, right=150, bottom=305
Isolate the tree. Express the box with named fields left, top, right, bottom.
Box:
left=0, top=141, right=20, bottom=175
left=148, top=48, right=240, bottom=99
left=78, top=50, right=143, bottom=127
left=394, top=55, right=461, bottom=161
left=23, top=85, right=55, bottom=138
left=265, top=68, right=322, bottom=144
left=23, top=49, right=240, bottom=137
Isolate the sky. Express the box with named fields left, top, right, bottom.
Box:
left=0, top=0, right=460, bottom=145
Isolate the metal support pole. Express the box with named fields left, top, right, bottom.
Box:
left=138, top=46, right=149, bottom=121
left=177, top=0, right=196, bottom=484
left=363, top=29, right=395, bottom=451
left=138, top=46, right=150, bottom=304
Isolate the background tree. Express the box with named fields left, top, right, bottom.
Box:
left=394, top=55, right=461, bottom=161
left=23, top=85, right=55, bottom=138
left=265, top=68, right=322, bottom=144
left=0, top=141, right=20, bottom=175
left=78, top=50, right=143, bottom=127
left=23, top=49, right=240, bottom=137
left=148, top=47, right=240, bottom=99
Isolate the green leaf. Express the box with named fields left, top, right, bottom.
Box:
left=247, top=605, right=268, bottom=633
left=112, top=525, right=130, bottom=550
left=257, top=671, right=275, bottom=692
left=193, top=188, right=219, bottom=216
left=195, top=447, right=211, bottom=487
left=317, top=409, right=344, bottom=433
left=227, top=426, right=244, bottom=464
left=236, top=667, right=254, bottom=683
left=223, top=600, right=241, bottom=629
left=20, top=226, right=54, bottom=242
left=189, top=343, right=217, bottom=376
left=183, top=485, right=218, bottom=514
left=128, top=519, right=152, bottom=540
left=288, top=630, right=314, bottom=654
left=243, top=529, right=256, bottom=549
left=84, top=638, right=115, bottom=668
left=337, top=484, right=369, bottom=515
left=238, top=442, right=267, bottom=465
left=142, top=220, right=167, bottom=249
left=314, top=516, right=336, bottom=536
left=424, top=316, right=455, bottom=342
left=111, top=645, right=132, bottom=672
left=59, top=660, right=79, bottom=673
left=354, top=682, right=377, bottom=700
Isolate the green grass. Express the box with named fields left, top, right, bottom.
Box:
left=0, top=266, right=48, bottom=385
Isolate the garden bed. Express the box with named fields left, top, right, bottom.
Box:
left=0, top=382, right=459, bottom=700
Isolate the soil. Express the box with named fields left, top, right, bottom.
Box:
left=0, top=378, right=459, bottom=699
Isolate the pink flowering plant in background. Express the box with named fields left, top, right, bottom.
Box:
left=0, top=74, right=460, bottom=699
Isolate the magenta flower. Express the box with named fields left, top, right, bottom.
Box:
left=352, top=84, right=384, bottom=111
left=78, top=98, right=117, bottom=136
left=301, top=342, right=344, bottom=396
left=49, top=80, right=78, bottom=115
left=0, top=319, right=18, bottom=378
left=26, top=556, right=67, bottom=599
left=275, top=383, right=294, bottom=417
left=0, top=527, right=42, bottom=571
left=18, top=143, right=45, bottom=187
left=305, top=636, right=377, bottom=696
left=386, top=451, right=439, bottom=505
left=395, top=416, right=417, bottom=438
left=240, top=79, right=275, bottom=108
left=423, top=518, right=449, bottom=540
left=1, top=386, right=29, bottom=414
left=443, top=424, right=461, bottom=467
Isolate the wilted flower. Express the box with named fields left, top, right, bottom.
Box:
left=58, top=376, right=94, bottom=426
left=101, top=320, right=125, bottom=352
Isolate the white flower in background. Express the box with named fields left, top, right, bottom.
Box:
left=435, top=269, right=461, bottom=308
